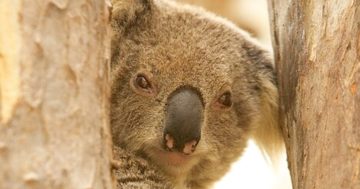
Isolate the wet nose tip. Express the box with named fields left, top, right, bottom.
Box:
left=163, top=133, right=199, bottom=155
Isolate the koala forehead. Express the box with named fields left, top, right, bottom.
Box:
left=119, top=1, right=252, bottom=98
left=136, top=41, right=231, bottom=97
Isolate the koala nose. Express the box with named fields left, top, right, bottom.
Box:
left=163, top=87, right=203, bottom=155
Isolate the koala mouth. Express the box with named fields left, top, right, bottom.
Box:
left=148, top=137, right=200, bottom=168
left=156, top=148, right=192, bottom=166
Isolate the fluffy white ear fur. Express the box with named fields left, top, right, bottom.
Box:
left=252, top=75, right=285, bottom=165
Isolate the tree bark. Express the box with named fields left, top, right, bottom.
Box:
left=268, top=0, right=360, bottom=189
left=0, top=1, right=113, bottom=189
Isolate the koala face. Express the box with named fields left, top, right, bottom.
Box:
left=111, top=0, right=281, bottom=187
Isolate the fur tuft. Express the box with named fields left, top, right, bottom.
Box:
left=254, top=74, right=284, bottom=165
left=111, top=0, right=152, bottom=32
left=242, top=39, right=285, bottom=165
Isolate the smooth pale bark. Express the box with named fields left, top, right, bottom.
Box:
left=268, top=0, right=360, bottom=189
left=0, top=1, right=113, bottom=189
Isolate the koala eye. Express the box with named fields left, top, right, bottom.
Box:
left=217, top=91, right=232, bottom=108
left=135, top=75, right=151, bottom=89
left=131, top=73, right=156, bottom=96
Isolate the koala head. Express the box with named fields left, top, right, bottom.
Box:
left=111, top=0, right=282, bottom=187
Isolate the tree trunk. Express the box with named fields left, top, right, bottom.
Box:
left=268, top=0, right=360, bottom=189
left=0, top=1, right=113, bottom=189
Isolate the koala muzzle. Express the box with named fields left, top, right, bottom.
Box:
left=164, top=87, right=203, bottom=155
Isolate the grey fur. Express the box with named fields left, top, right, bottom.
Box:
left=110, top=0, right=283, bottom=188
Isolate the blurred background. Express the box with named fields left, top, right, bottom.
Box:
left=180, top=0, right=272, bottom=48
left=178, top=0, right=292, bottom=188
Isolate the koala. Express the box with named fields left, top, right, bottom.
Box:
left=110, top=0, right=283, bottom=188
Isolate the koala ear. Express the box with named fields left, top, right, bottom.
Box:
left=243, top=41, right=284, bottom=164
left=111, top=0, right=153, bottom=33
left=111, top=0, right=153, bottom=67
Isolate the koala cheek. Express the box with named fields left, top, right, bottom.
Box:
left=204, top=112, right=247, bottom=146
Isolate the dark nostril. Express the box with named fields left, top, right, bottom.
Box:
left=164, top=133, right=175, bottom=151
left=182, top=140, right=198, bottom=155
